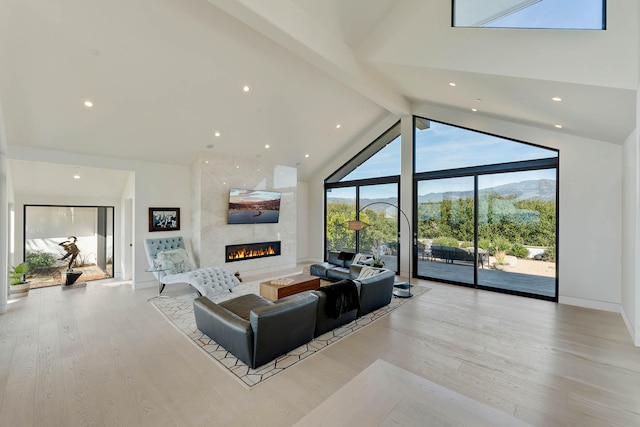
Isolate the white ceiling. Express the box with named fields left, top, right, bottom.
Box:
left=1, top=0, right=637, bottom=195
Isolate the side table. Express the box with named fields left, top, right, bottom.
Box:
left=147, top=267, right=168, bottom=301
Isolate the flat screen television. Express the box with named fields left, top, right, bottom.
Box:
left=227, top=188, right=281, bottom=224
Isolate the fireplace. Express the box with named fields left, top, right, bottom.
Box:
left=226, top=241, right=281, bottom=262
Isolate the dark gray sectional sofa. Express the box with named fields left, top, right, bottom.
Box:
left=309, top=250, right=371, bottom=281
left=193, top=265, right=395, bottom=369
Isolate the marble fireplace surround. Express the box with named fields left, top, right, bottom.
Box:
left=193, top=153, right=297, bottom=276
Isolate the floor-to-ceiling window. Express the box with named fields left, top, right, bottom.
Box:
left=324, top=122, right=401, bottom=272
left=414, top=117, right=558, bottom=301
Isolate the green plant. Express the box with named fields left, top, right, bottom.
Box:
left=25, top=250, right=57, bottom=270
left=478, top=238, right=491, bottom=250
left=433, top=236, right=459, bottom=247
left=511, top=243, right=529, bottom=258
left=493, top=237, right=511, bottom=254
left=494, top=251, right=507, bottom=266
left=9, top=263, right=29, bottom=285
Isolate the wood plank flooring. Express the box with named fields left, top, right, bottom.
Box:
left=1, top=267, right=639, bottom=426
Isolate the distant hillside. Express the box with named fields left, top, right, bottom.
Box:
left=418, top=179, right=556, bottom=203
left=326, top=179, right=556, bottom=208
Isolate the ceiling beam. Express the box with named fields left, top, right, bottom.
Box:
left=207, top=0, right=410, bottom=116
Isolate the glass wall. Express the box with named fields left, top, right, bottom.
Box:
left=414, top=117, right=558, bottom=300
left=358, top=183, right=399, bottom=272
left=24, top=205, right=115, bottom=289
left=416, top=177, right=475, bottom=285
left=325, top=187, right=356, bottom=253
left=477, top=170, right=556, bottom=297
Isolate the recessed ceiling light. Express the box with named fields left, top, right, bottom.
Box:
left=73, top=174, right=81, bottom=179
left=305, top=154, right=310, bottom=158
left=336, top=124, right=341, bottom=129
left=471, top=108, right=477, bottom=112
left=236, top=165, right=240, bottom=169
left=214, top=131, right=221, bottom=137
left=205, top=160, right=209, bottom=164
left=555, top=124, right=563, bottom=128
left=265, top=144, right=270, bottom=149
left=83, top=100, right=93, bottom=108
left=449, top=82, right=456, bottom=87
left=552, top=97, right=562, bottom=102
left=243, top=85, right=250, bottom=92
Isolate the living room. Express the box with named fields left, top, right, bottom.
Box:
left=2, top=1, right=640, bottom=425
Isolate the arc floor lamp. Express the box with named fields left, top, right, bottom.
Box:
left=346, top=201, right=413, bottom=298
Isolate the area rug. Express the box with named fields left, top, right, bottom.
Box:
left=151, top=278, right=429, bottom=388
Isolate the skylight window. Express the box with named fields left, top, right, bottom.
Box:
left=453, top=0, right=606, bottom=30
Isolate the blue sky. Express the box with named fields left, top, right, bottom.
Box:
left=330, top=120, right=557, bottom=199
left=482, top=0, right=604, bottom=29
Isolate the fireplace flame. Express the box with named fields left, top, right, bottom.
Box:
left=228, top=245, right=277, bottom=260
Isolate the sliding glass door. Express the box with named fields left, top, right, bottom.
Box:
left=416, top=177, right=475, bottom=285
left=477, top=170, right=557, bottom=297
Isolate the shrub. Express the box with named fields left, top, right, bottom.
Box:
left=492, top=237, right=511, bottom=253
left=511, top=243, right=529, bottom=258
left=478, top=239, right=491, bottom=250
left=25, top=250, right=57, bottom=271
left=433, top=236, right=459, bottom=247
left=459, top=241, right=473, bottom=249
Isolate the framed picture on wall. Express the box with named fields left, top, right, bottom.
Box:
left=149, top=207, right=180, bottom=232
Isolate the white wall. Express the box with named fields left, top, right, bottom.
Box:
left=296, top=181, right=310, bottom=262
left=132, top=160, right=192, bottom=289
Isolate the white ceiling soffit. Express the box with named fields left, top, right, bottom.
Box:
left=454, top=0, right=541, bottom=27
left=9, top=160, right=130, bottom=199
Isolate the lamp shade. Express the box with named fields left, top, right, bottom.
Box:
left=346, top=220, right=369, bottom=231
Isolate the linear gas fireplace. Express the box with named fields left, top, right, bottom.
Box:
left=226, top=241, right=281, bottom=262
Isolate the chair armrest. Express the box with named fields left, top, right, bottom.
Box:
left=250, top=292, right=318, bottom=368
left=356, top=270, right=395, bottom=317
left=193, top=297, right=253, bottom=367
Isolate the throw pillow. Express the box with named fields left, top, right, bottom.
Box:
left=155, top=248, right=196, bottom=275
left=352, top=253, right=370, bottom=265
left=357, top=265, right=381, bottom=280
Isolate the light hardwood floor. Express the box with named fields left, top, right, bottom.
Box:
left=1, top=267, right=639, bottom=426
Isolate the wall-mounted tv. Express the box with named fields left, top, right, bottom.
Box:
left=227, top=188, right=281, bottom=224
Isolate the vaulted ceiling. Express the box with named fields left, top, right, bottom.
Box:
left=1, top=0, right=637, bottom=194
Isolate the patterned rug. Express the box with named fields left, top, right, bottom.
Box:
left=151, top=278, right=429, bottom=388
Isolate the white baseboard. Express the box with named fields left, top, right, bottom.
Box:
left=620, top=307, right=639, bottom=347
left=297, top=257, right=322, bottom=264
left=133, top=279, right=157, bottom=290
left=558, top=296, right=621, bottom=313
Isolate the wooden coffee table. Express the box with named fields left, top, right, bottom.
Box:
left=260, top=273, right=321, bottom=301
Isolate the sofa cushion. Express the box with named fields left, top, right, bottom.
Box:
left=327, top=267, right=351, bottom=281
left=309, top=262, right=333, bottom=278
left=219, top=293, right=272, bottom=321
left=155, top=248, right=196, bottom=275
left=352, top=253, right=372, bottom=265
left=327, top=251, right=344, bottom=268
left=357, top=265, right=381, bottom=279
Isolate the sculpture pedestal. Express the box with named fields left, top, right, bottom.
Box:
left=60, top=271, right=86, bottom=290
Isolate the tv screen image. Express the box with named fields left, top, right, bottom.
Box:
left=228, top=189, right=281, bottom=224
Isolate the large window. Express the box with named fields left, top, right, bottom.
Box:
left=325, top=122, right=401, bottom=271
left=414, top=117, right=558, bottom=301
left=23, top=205, right=114, bottom=289
left=452, top=0, right=606, bottom=30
